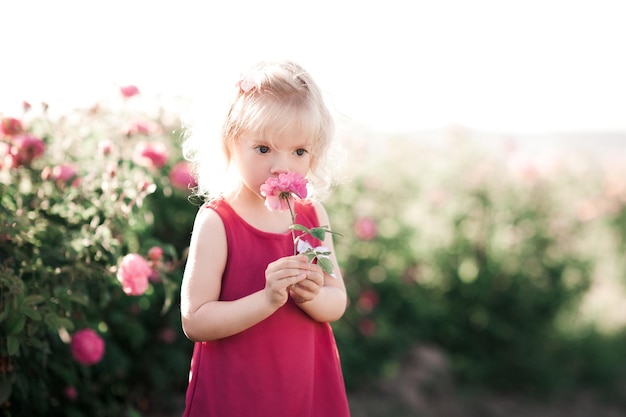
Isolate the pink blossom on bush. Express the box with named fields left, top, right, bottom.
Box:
left=120, top=84, right=140, bottom=98
left=116, top=253, right=152, bottom=295
left=354, top=216, right=378, bottom=241
left=1, top=117, right=23, bottom=136
left=138, top=180, right=157, bottom=194
left=357, top=289, right=379, bottom=313
left=359, top=318, right=376, bottom=337
left=260, top=171, right=308, bottom=211
left=158, top=327, right=177, bottom=344
left=8, top=134, right=45, bottom=167
left=127, top=120, right=153, bottom=136
left=169, top=161, right=197, bottom=190
left=133, top=141, right=168, bottom=168
left=70, top=328, right=105, bottom=365
left=98, top=139, right=114, bottom=156
left=147, top=246, right=163, bottom=261
left=51, top=163, right=79, bottom=184
left=64, top=386, right=78, bottom=401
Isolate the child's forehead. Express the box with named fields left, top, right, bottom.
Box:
left=243, top=128, right=312, bottom=148
left=243, top=98, right=320, bottom=146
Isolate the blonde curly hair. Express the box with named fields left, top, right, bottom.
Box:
left=183, top=60, right=337, bottom=201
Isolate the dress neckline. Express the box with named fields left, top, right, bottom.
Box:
left=215, top=199, right=295, bottom=238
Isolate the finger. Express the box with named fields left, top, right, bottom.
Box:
left=285, top=273, right=307, bottom=287
left=276, top=260, right=312, bottom=276
left=292, top=277, right=320, bottom=294
left=267, top=264, right=309, bottom=278
left=301, top=269, right=323, bottom=287
left=306, top=263, right=324, bottom=277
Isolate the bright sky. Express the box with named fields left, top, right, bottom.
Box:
left=2, top=0, right=625, bottom=135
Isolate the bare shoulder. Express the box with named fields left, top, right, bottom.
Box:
left=193, top=204, right=225, bottom=230
left=189, top=204, right=227, bottom=246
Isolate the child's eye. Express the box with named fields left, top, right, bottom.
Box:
left=295, top=148, right=308, bottom=156
left=255, top=145, right=270, bottom=154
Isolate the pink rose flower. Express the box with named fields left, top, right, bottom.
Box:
left=98, top=139, right=114, bottom=156
left=116, top=253, right=152, bottom=295
left=64, top=386, right=78, bottom=401
left=359, top=319, right=376, bottom=337
left=354, top=216, right=378, bottom=241
left=9, top=134, right=45, bottom=167
left=133, top=141, right=168, bottom=168
left=120, top=85, right=140, bottom=98
left=260, top=171, right=308, bottom=211
left=71, top=328, right=105, bottom=365
left=147, top=246, right=163, bottom=261
left=138, top=180, right=152, bottom=192
left=357, top=289, right=379, bottom=313
left=158, top=327, right=177, bottom=344
left=127, top=120, right=153, bottom=136
left=51, top=163, right=79, bottom=184
left=169, top=161, right=197, bottom=190
left=1, top=117, right=23, bottom=137
left=259, top=171, right=340, bottom=274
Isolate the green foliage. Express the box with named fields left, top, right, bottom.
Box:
left=1, top=98, right=196, bottom=416
left=329, top=139, right=626, bottom=397
left=3, top=96, right=626, bottom=416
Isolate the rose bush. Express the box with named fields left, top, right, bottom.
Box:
left=328, top=136, right=626, bottom=398
left=0, top=90, right=197, bottom=416
left=2, top=88, right=626, bottom=417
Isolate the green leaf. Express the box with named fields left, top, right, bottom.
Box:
left=0, top=308, right=8, bottom=324
left=29, top=337, right=43, bottom=350
left=309, top=227, right=326, bottom=241
left=54, top=317, right=75, bottom=331
left=68, top=293, right=89, bottom=306
left=7, top=335, right=19, bottom=356
left=317, top=257, right=335, bottom=275
left=6, top=314, right=25, bottom=335
left=0, top=375, right=13, bottom=405
left=44, top=313, right=75, bottom=332
left=290, top=224, right=310, bottom=234
left=23, top=295, right=45, bottom=305
left=19, top=305, right=42, bottom=321
left=27, top=322, right=39, bottom=338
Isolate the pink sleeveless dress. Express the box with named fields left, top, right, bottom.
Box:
left=182, top=199, right=350, bottom=417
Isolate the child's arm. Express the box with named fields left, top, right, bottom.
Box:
left=290, top=201, right=348, bottom=322
left=180, top=207, right=309, bottom=342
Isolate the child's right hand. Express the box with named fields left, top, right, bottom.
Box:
left=264, top=255, right=309, bottom=308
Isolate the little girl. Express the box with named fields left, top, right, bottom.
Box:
left=180, top=60, right=351, bottom=417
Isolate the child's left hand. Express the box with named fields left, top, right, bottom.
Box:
left=289, top=262, right=324, bottom=303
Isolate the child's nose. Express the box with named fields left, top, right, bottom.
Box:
left=270, top=154, right=290, bottom=174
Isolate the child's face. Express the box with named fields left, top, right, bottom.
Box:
left=231, top=128, right=313, bottom=201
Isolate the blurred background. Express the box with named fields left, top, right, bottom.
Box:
left=3, top=0, right=626, bottom=135
left=2, top=1, right=626, bottom=416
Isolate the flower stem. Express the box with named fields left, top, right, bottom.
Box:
left=286, top=198, right=297, bottom=255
